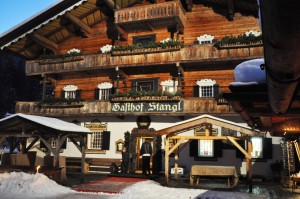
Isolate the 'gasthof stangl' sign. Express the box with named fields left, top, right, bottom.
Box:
left=111, top=101, right=183, bottom=112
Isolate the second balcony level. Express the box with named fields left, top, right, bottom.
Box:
left=26, top=44, right=263, bottom=76
left=114, top=0, right=187, bottom=33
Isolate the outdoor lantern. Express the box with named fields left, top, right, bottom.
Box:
left=136, top=116, right=151, bottom=129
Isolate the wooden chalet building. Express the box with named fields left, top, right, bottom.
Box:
left=0, top=0, right=281, bottom=181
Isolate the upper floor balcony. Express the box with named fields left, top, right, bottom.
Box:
left=114, top=0, right=187, bottom=33
left=26, top=44, right=263, bottom=76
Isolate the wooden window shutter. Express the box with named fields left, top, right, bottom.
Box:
left=60, top=91, right=65, bottom=98
left=193, top=85, right=199, bottom=97
left=263, top=138, right=273, bottom=159
left=214, top=140, right=222, bottom=157
left=75, top=90, right=81, bottom=100
left=189, top=140, right=198, bottom=156
left=102, top=131, right=110, bottom=150
left=213, top=84, right=220, bottom=98
left=94, top=88, right=99, bottom=100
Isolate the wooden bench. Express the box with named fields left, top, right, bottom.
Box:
left=190, top=165, right=239, bottom=187
left=65, top=157, right=121, bottom=173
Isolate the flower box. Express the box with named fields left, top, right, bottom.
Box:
left=110, top=95, right=181, bottom=102
left=111, top=46, right=182, bottom=56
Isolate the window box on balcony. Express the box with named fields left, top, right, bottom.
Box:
left=38, top=56, right=84, bottom=65
left=39, top=102, right=84, bottom=108
left=216, top=41, right=263, bottom=49
left=37, top=97, right=84, bottom=108
left=111, top=45, right=182, bottom=56
left=110, top=95, right=181, bottom=102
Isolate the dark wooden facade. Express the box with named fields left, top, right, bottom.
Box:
left=0, top=0, right=262, bottom=117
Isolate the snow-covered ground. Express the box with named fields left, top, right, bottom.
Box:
left=0, top=172, right=269, bottom=199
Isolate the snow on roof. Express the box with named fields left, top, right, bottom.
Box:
left=234, top=58, right=265, bottom=84
left=0, top=113, right=90, bottom=133
left=157, top=114, right=253, bottom=132
left=0, top=0, right=88, bottom=49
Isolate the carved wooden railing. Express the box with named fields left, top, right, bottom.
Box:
left=25, top=45, right=264, bottom=75
left=115, top=0, right=186, bottom=26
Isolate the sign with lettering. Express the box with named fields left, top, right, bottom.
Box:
left=111, top=101, right=184, bottom=113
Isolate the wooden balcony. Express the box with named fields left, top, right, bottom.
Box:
left=15, top=98, right=237, bottom=117
left=25, top=44, right=263, bottom=76
left=114, top=0, right=187, bottom=33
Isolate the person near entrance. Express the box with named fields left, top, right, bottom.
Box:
left=121, top=147, right=129, bottom=174
left=140, top=139, right=152, bottom=175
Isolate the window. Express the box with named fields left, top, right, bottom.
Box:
left=198, top=140, right=214, bottom=157
left=196, top=79, right=216, bottom=97
left=97, top=82, right=113, bottom=100
left=63, top=85, right=78, bottom=99
left=160, top=80, right=178, bottom=94
left=88, top=131, right=103, bottom=150
left=84, top=120, right=110, bottom=152
left=251, top=137, right=263, bottom=158
left=133, top=34, right=156, bottom=45
left=132, top=78, right=158, bottom=92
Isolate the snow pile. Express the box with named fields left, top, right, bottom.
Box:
left=231, top=58, right=266, bottom=86
left=0, top=172, right=74, bottom=199
left=112, top=180, right=257, bottom=199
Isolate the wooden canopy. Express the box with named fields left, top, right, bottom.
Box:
left=156, top=114, right=256, bottom=191
left=0, top=113, right=90, bottom=172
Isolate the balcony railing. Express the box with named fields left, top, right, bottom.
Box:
left=114, top=0, right=186, bottom=32
left=26, top=44, right=263, bottom=76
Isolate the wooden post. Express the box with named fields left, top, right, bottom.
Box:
left=42, top=74, right=47, bottom=101
left=165, top=136, right=170, bottom=185
left=177, top=62, right=181, bottom=95
left=174, top=139, right=179, bottom=179
left=81, top=135, right=87, bottom=174
left=246, top=138, right=253, bottom=193
left=116, top=67, right=120, bottom=94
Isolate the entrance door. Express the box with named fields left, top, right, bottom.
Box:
left=136, top=137, right=153, bottom=171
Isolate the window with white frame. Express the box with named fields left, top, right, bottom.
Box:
left=85, top=120, right=108, bottom=151
left=88, top=130, right=103, bottom=150
left=198, top=140, right=214, bottom=157
left=196, top=79, right=216, bottom=97
left=251, top=137, right=263, bottom=158
left=63, top=85, right=78, bottom=99
left=160, top=80, right=178, bottom=94
left=97, top=82, right=113, bottom=100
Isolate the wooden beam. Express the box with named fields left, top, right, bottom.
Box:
left=227, top=136, right=251, bottom=159
left=65, top=12, right=93, bottom=37
left=227, top=0, right=234, bottom=21
left=170, top=135, right=240, bottom=140
left=167, top=137, right=185, bottom=156
left=104, top=0, right=120, bottom=10
left=25, top=137, right=39, bottom=152
left=39, top=136, right=57, bottom=156
left=119, top=68, right=128, bottom=80
left=246, top=139, right=253, bottom=193
left=30, top=33, right=58, bottom=53
left=165, top=136, right=170, bottom=185
left=69, top=137, right=82, bottom=152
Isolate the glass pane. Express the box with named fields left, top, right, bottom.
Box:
left=201, top=86, right=213, bottom=97
left=198, top=140, right=214, bottom=157
left=251, top=137, right=263, bottom=158
left=89, top=131, right=103, bottom=150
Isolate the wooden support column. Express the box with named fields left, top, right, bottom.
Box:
left=116, top=67, right=120, bottom=94
left=42, top=74, right=47, bottom=101
left=246, top=138, right=253, bottom=193
left=81, top=135, right=87, bottom=174
left=174, top=140, right=179, bottom=179
left=165, top=136, right=170, bottom=185
left=177, top=62, right=181, bottom=95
